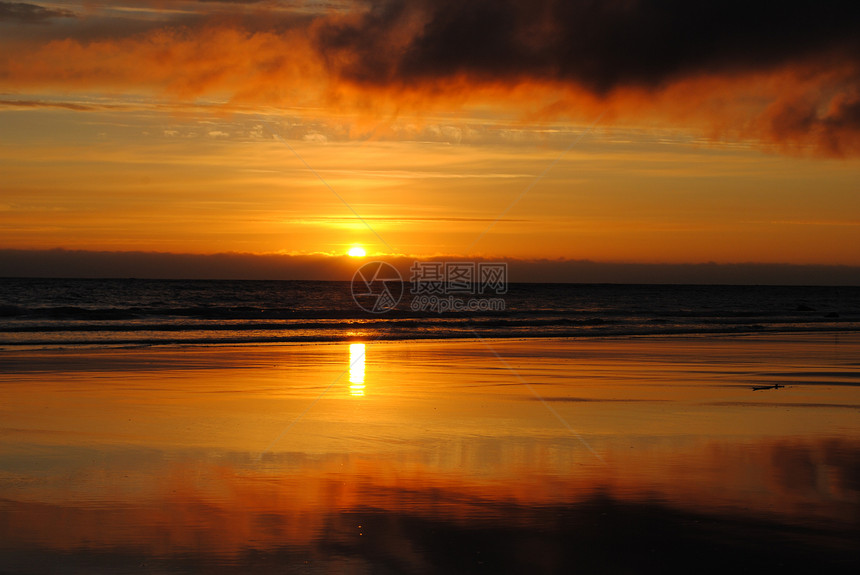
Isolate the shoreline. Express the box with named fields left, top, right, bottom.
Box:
left=2, top=331, right=858, bottom=388
left=2, top=326, right=859, bottom=354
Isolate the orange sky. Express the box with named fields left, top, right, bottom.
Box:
left=1, top=0, right=860, bottom=273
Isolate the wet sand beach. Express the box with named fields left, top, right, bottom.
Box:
left=1, top=334, right=858, bottom=573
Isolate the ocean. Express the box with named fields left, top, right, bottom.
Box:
left=1, top=278, right=858, bottom=348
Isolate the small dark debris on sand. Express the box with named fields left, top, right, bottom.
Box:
left=752, top=384, right=784, bottom=391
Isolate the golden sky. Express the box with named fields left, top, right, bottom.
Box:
left=1, top=0, right=859, bottom=274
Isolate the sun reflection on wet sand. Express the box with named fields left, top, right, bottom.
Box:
left=349, top=343, right=366, bottom=396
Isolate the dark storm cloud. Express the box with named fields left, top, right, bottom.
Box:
left=316, top=0, right=860, bottom=91
left=307, top=0, right=860, bottom=155
left=0, top=1, right=75, bottom=22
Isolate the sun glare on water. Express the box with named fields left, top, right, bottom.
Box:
left=348, top=246, right=367, bottom=257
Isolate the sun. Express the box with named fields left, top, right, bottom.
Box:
left=348, top=246, right=367, bottom=257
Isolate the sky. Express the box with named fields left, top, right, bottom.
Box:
left=1, top=0, right=859, bottom=281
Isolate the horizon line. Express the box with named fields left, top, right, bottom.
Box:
left=1, top=248, right=859, bottom=286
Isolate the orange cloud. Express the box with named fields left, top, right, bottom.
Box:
left=1, top=26, right=323, bottom=103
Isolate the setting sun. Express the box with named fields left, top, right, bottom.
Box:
left=348, top=247, right=367, bottom=257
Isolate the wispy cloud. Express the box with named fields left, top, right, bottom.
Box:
left=0, top=1, right=75, bottom=23
left=0, top=98, right=94, bottom=111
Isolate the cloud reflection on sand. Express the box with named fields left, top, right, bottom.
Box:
left=0, top=437, right=857, bottom=572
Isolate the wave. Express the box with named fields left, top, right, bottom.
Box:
left=2, top=322, right=858, bottom=350
left=1, top=305, right=855, bottom=323
left=2, top=279, right=858, bottom=349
